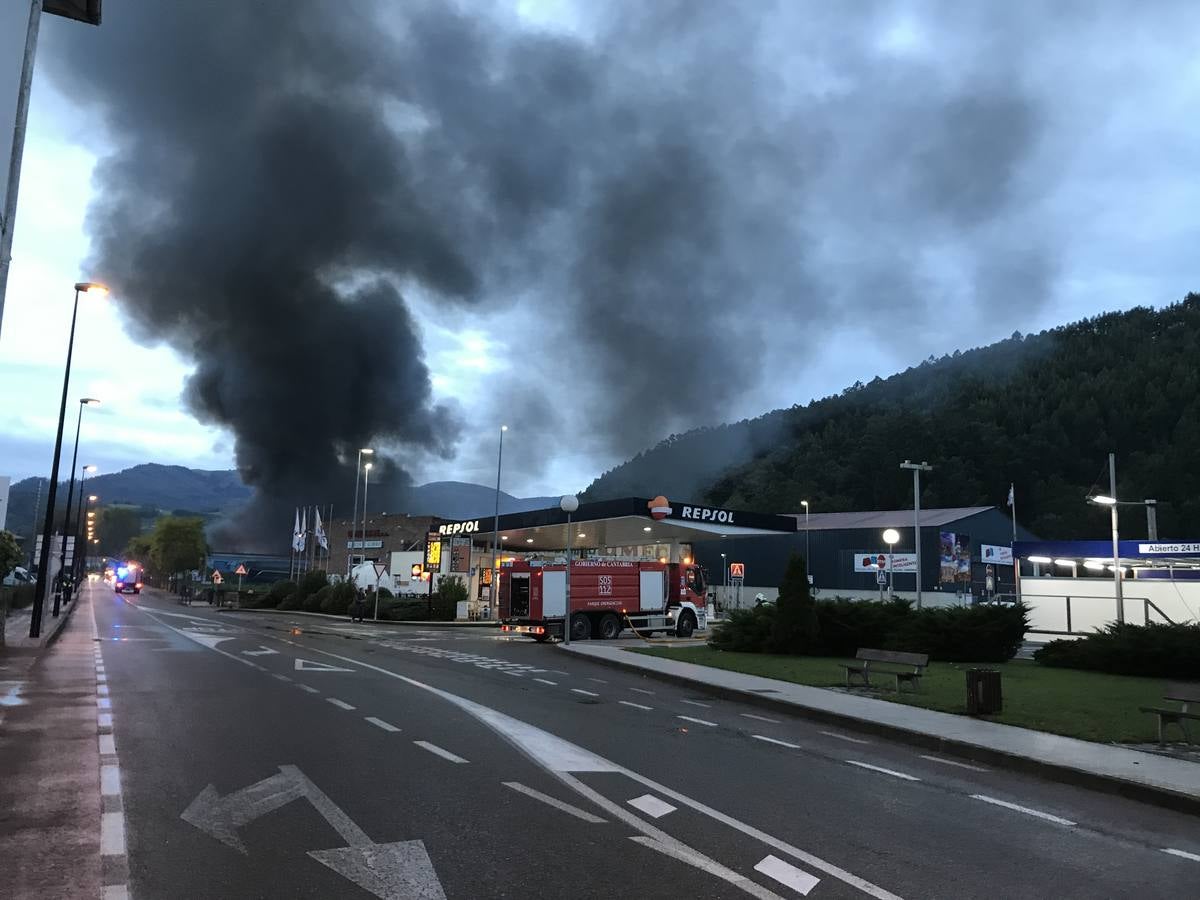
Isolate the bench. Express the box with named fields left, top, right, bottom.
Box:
left=1140, top=682, right=1200, bottom=745
left=839, top=648, right=929, bottom=693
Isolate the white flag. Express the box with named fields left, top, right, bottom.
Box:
left=314, top=508, right=329, bottom=551
left=1006, top=484, right=1015, bottom=508
left=292, top=508, right=304, bottom=552
left=299, top=508, right=308, bottom=552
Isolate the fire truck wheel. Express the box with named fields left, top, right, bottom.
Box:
left=569, top=612, right=592, bottom=641
left=674, top=610, right=697, bottom=638
left=533, top=632, right=551, bottom=643
left=597, top=613, right=622, bottom=640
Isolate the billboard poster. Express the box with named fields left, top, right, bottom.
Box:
left=424, top=533, right=442, bottom=571
left=940, top=532, right=971, bottom=583
left=450, top=536, right=470, bottom=573
left=980, top=544, right=1013, bottom=566
left=956, top=533, right=971, bottom=581
left=853, top=552, right=918, bottom=573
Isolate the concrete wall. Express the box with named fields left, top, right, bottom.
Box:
left=1021, top=576, right=1200, bottom=636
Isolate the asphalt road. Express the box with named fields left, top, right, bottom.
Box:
left=93, top=586, right=1200, bottom=899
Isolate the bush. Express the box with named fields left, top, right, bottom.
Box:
left=1035, top=622, right=1200, bottom=678
left=884, top=603, right=1029, bottom=663
left=268, top=580, right=299, bottom=610
left=298, top=570, right=328, bottom=595
left=320, top=582, right=356, bottom=615
left=710, top=605, right=777, bottom=652
left=305, top=585, right=332, bottom=613
left=770, top=554, right=819, bottom=654
left=437, top=576, right=469, bottom=607
left=813, top=598, right=911, bottom=657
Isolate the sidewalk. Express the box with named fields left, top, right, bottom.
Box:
left=2, top=591, right=80, bottom=648
left=561, top=642, right=1200, bottom=813
left=0, top=587, right=103, bottom=898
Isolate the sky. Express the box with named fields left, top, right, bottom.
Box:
left=1, top=1, right=1199, bottom=506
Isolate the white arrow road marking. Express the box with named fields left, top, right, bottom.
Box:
left=295, top=658, right=355, bottom=673
left=243, top=647, right=278, bottom=656
left=628, top=794, right=676, bottom=819
left=502, top=782, right=606, bottom=824
left=755, top=855, right=821, bottom=896
left=308, top=840, right=446, bottom=900
left=1162, top=848, right=1200, bottom=862
left=179, top=630, right=236, bottom=650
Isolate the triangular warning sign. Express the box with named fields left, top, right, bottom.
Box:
left=294, top=658, right=354, bottom=673
left=211, top=570, right=223, bottom=584
left=234, top=564, right=248, bottom=575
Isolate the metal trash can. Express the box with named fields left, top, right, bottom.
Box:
left=966, top=669, right=1002, bottom=715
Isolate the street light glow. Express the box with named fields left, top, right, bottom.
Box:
left=364, top=462, right=373, bottom=470
left=80, top=397, right=101, bottom=406
left=882, top=528, right=900, bottom=545
left=501, top=425, right=508, bottom=432
left=1089, top=495, right=1117, bottom=505
left=83, top=464, right=97, bottom=472
left=88, top=494, right=97, bottom=501
left=74, top=282, right=109, bottom=295
left=360, top=447, right=374, bottom=455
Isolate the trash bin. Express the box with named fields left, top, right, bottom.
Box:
left=966, top=669, right=1002, bottom=715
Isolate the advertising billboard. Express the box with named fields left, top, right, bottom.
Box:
left=853, top=552, right=918, bottom=573
left=980, top=544, right=1013, bottom=566
left=939, top=532, right=972, bottom=583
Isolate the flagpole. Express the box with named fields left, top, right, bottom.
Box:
left=1009, top=484, right=1020, bottom=602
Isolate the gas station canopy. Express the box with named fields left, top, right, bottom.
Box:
left=434, top=496, right=797, bottom=553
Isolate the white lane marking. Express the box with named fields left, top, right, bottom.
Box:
left=365, top=716, right=401, bottom=733
left=755, top=855, right=821, bottom=896
left=326, top=698, right=355, bottom=710
left=680, top=699, right=711, bottom=708
left=629, top=836, right=785, bottom=899
left=296, top=684, right=320, bottom=694
left=970, top=794, right=1075, bottom=826
left=919, top=754, right=990, bottom=773
left=533, top=677, right=558, bottom=686
left=101, top=811, right=126, bottom=855
left=752, top=735, right=801, bottom=750
left=97, top=684, right=110, bottom=696
left=242, top=646, right=278, bottom=656
left=97, top=673, right=107, bottom=683
left=99, top=734, right=116, bottom=756
left=502, top=670, right=524, bottom=677
left=98, top=713, right=113, bottom=730
left=588, top=678, right=608, bottom=684
left=101, top=764, right=121, bottom=796
left=629, top=687, right=655, bottom=695
left=97, top=697, right=111, bottom=710
left=570, top=688, right=600, bottom=697
left=272, top=673, right=292, bottom=682
left=263, top=640, right=902, bottom=900
left=740, top=712, right=780, bottom=724
left=846, top=761, right=921, bottom=782
left=628, top=794, right=677, bottom=819
left=1162, top=848, right=1200, bottom=862
left=619, top=700, right=654, bottom=711
left=677, top=715, right=717, bottom=727
left=294, top=657, right=354, bottom=672
left=103, top=885, right=130, bottom=900
left=413, top=741, right=468, bottom=764
left=820, top=730, right=869, bottom=745
left=502, top=782, right=606, bottom=824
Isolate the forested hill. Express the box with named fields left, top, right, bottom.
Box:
left=582, top=295, right=1200, bottom=539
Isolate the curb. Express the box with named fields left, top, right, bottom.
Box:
left=562, top=645, right=1200, bottom=817
left=214, top=607, right=499, bottom=627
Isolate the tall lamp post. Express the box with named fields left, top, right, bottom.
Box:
left=561, top=495, right=579, bottom=644
left=1087, top=452, right=1133, bottom=624
left=359, top=461, right=373, bottom=591
left=800, top=499, right=811, bottom=586
left=900, top=460, right=933, bottom=609
left=882, top=528, right=900, bottom=600
left=30, top=281, right=107, bottom=638
left=491, top=425, right=507, bottom=608
left=347, top=447, right=373, bottom=577
left=55, top=397, right=100, bottom=612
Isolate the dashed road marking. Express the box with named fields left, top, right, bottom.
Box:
left=97, top=697, right=111, bottom=710
left=629, top=687, right=655, bottom=695
left=846, top=761, right=920, bottom=782
left=755, top=854, right=821, bottom=896
left=533, top=678, right=558, bottom=686
left=502, top=670, right=524, bottom=677
left=101, top=764, right=121, bottom=796
left=502, top=781, right=606, bottom=824
left=99, top=734, right=116, bottom=755
left=326, top=698, right=355, bottom=710
left=1162, top=848, right=1200, bottom=862
left=98, top=713, right=113, bottom=731
left=740, top=712, right=780, bottom=724
left=919, top=754, right=989, bottom=773
left=571, top=688, right=599, bottom=697
left=627, top=794, right=676, bottom=819
left=676, top=715, right=717, bottom=727
left=752, top=734, right=801, bottom=750
left=588, top=678, right=608, bottom=684
left=296, top=684, right=320, bottom=694
left=414, top=741, right=468, bottom=764
left=365, top=716, right=400, bottom=733
left=679, top=699, right=711, bottom=708
left=820, top=730, right=869, bottom=745
left=101, top=811, right=126, bottom=855
left=272, top=673, right=292, bottom=682
left=619, top=700, right=654, bottom=711
left=970, top=794, right=1074, bottom=826
left=97, top=684, right=109, bottom=696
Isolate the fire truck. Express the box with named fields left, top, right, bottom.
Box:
left=499, top=559, right=708, bottom=641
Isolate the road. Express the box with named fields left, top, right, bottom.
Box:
left=91, top=585, right=1200, bottom=899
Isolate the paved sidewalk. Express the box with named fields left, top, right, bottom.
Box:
left=2, top=591, right=80, bottom=648
left=0, top=587, right=103, bottom=898
left=562, top=641, right=1200, bottom=812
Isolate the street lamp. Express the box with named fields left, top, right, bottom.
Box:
left=560, top=494, right=579, bottom=645
left=347, top=447, right=373, bottom=577
left=31, top=282, right=107, bottom=638
left=491, top=425, right=507, bottom=611
left=900, top=460, right=933, bottom=609
left=882, top=528, right=900, bottom=599
left=55, top=397, right=100, bottom=612
left=66, top=467, right=97, bottom=601
left=1086, top=452, right=1124, bottom=624
left=720, top=552, right=727, bottom=611
left=75, top=488, right=98, bottom=588
left=359, top=461, right=373, bottom=590
left=800, top=500, right=811, bottom=586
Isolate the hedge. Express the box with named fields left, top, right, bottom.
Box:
left=1034, top=622, right=1200, bottom=679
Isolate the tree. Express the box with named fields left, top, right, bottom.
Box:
left=96, top=506, right=145, bottom=559
left=770, top=553, right=819, bottom=654
left=148, top=516, right=207, bottom=577
left=0, top=530, right=22, bottom=581
left=123, top=534, right=153, bottom=565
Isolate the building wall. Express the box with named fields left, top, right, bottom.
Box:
left=326, top=513, right=441, bottom=579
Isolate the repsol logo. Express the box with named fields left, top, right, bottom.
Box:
left=438, top=520, right=480, bottom=535
left=679, top=506, right=735, bottom=524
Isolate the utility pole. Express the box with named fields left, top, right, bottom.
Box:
left=900, top=460, right=933, bottom=609
left=1109, top=453, right=1124, bottom=624
left=1145, top=499, right=1158, bottom=541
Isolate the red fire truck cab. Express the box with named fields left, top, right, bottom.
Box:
left=500, top=559, right=708, bottom=641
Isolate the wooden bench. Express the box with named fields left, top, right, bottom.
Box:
left=839, top=648, right=929, bottom=693
left=1140, top=682, right=1200, bottom=745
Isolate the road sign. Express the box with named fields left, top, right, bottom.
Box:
left=234, top=564, right=248, bottom=576
left=729, top=562, right=745, bottom=579
left=211, top=570, right=223, bottom=584
left=876, top=568, right=887, bottom=585
left=373, top=562, right=388, bottom=580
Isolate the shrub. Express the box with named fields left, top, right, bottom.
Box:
left=814, top=598, right=912, bottom=657
left=305, top=585, right=332, bottom=613
left=320, top=582, right=356, bottom=615
left=1035, top=622, right=1200, bottom=679
left=770, top=554, right=819, bottom=654
left=437, top=576, right=469, bottom=608
left=269, top=580, right=299, bottom=610
left=885, top=603, right=1029, bottom=663
left=709, top=605, right=777, bottom=651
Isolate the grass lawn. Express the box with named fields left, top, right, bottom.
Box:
left=633, top=646, right=1168, bottom=744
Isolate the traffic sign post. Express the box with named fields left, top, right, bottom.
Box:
left=211, top=569, right=223, bottom=585
left=729, top=562, right=745, bottom=579
left=234, top=563, right=247, bottom=594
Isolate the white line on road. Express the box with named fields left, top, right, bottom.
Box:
left=103, top=885, right=130, bottom=900
left=101, top=764, right=121, bottom=796
left=97, top=684, right=109, bottom=696
left=365, top=716, right=401, bottom=733
left=272, top=673, right=292, bottom=682
left=502, top=782, right=606, bottom=824
left=533, top=678, right=558, bottom=686
left=619, top=700, right=654, bottom=711
left=752, top=735, right=801, bottom=750
left=588, top=678, right=608, bottom=684
left=413, top=741, right=469, bottom=764
left=570, top=688, right=599, bottom=697
left=98, top=713, right=113, bottom=730
left=1162, top=848, right=1200, bottom=862
left=740, top=712, right=780, bottom=724
left=97, top=697, right=111, bottom=710
left=820, top=730, right=869, bottom=745
left=502, top=670, right=524, bottom=677
left=628, top=794, right=677, bottom=818
left=679, top=699, right=711, bottom=708
left=99, top=734, right=116, bottom=756
left=326, top=698, right=355, bottom=710
left=846, top=761, right=921, bottom=782
left=676, top=715, right=717, bottom=727
left=96, top=673, right=107, bottom=683
left=101, top=811, right=126, bottom=855
left=969, top=794, right=1075, bottom=826
left=629, top=687, right=655, bottom=695
left=919, top=754, right=989, bottom=773
left=755, top=855, right=821, bottom=896
left=296, top=684, right=320, bottom=694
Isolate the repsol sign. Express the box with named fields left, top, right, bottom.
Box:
left=438, top=520, right=480, bottom=536
left=678, top=505, right=735, bottom=524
